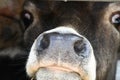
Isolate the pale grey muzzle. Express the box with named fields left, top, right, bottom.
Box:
left=26, top=27, right=96, bottom=80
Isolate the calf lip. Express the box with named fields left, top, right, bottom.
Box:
left=33, top=66, right=81, bottom=80
left=31, top=65, right=89, bottom=80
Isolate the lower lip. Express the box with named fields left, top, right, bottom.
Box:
left=35, top=68, right=81, bottom=80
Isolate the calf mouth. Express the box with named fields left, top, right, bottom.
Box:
left=31, top=65, right=87, bottom=80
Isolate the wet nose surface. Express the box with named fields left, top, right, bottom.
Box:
left=37, top=32, right=87, bottom=58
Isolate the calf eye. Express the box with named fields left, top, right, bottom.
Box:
left=20, top=10, right=33, bottom=29
left=110, top=12, right=120, bottom=31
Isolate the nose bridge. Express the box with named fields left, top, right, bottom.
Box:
left=45, top=32, right=83, bottom=65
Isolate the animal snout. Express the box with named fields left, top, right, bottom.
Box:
left=36, top=32, right=86, bottom=56
left=26, top=27, right=96, bottom=80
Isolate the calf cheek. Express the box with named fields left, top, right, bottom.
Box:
left=93, top=23, right=119, bottom=80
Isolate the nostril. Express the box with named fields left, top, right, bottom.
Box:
left=74, top=39, right=86, bottom=56
left=38, top=34, right=50, bottom=51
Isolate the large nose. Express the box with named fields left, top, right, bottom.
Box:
left=36, top=32, right=88, bottom=57
left=26, top=27, right=96, bottom=80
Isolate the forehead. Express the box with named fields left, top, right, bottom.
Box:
left=24, top=1, right=120, bottom=16
left=24, top=1, right=120, bottom=12
left=23, top=1, right=120, bottom=28
left=24, top=1, right=91, bottom=10
left=23, top=1, right=92, bottom=26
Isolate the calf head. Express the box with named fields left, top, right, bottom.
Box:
left=20, top=1, right=120, bottom=80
